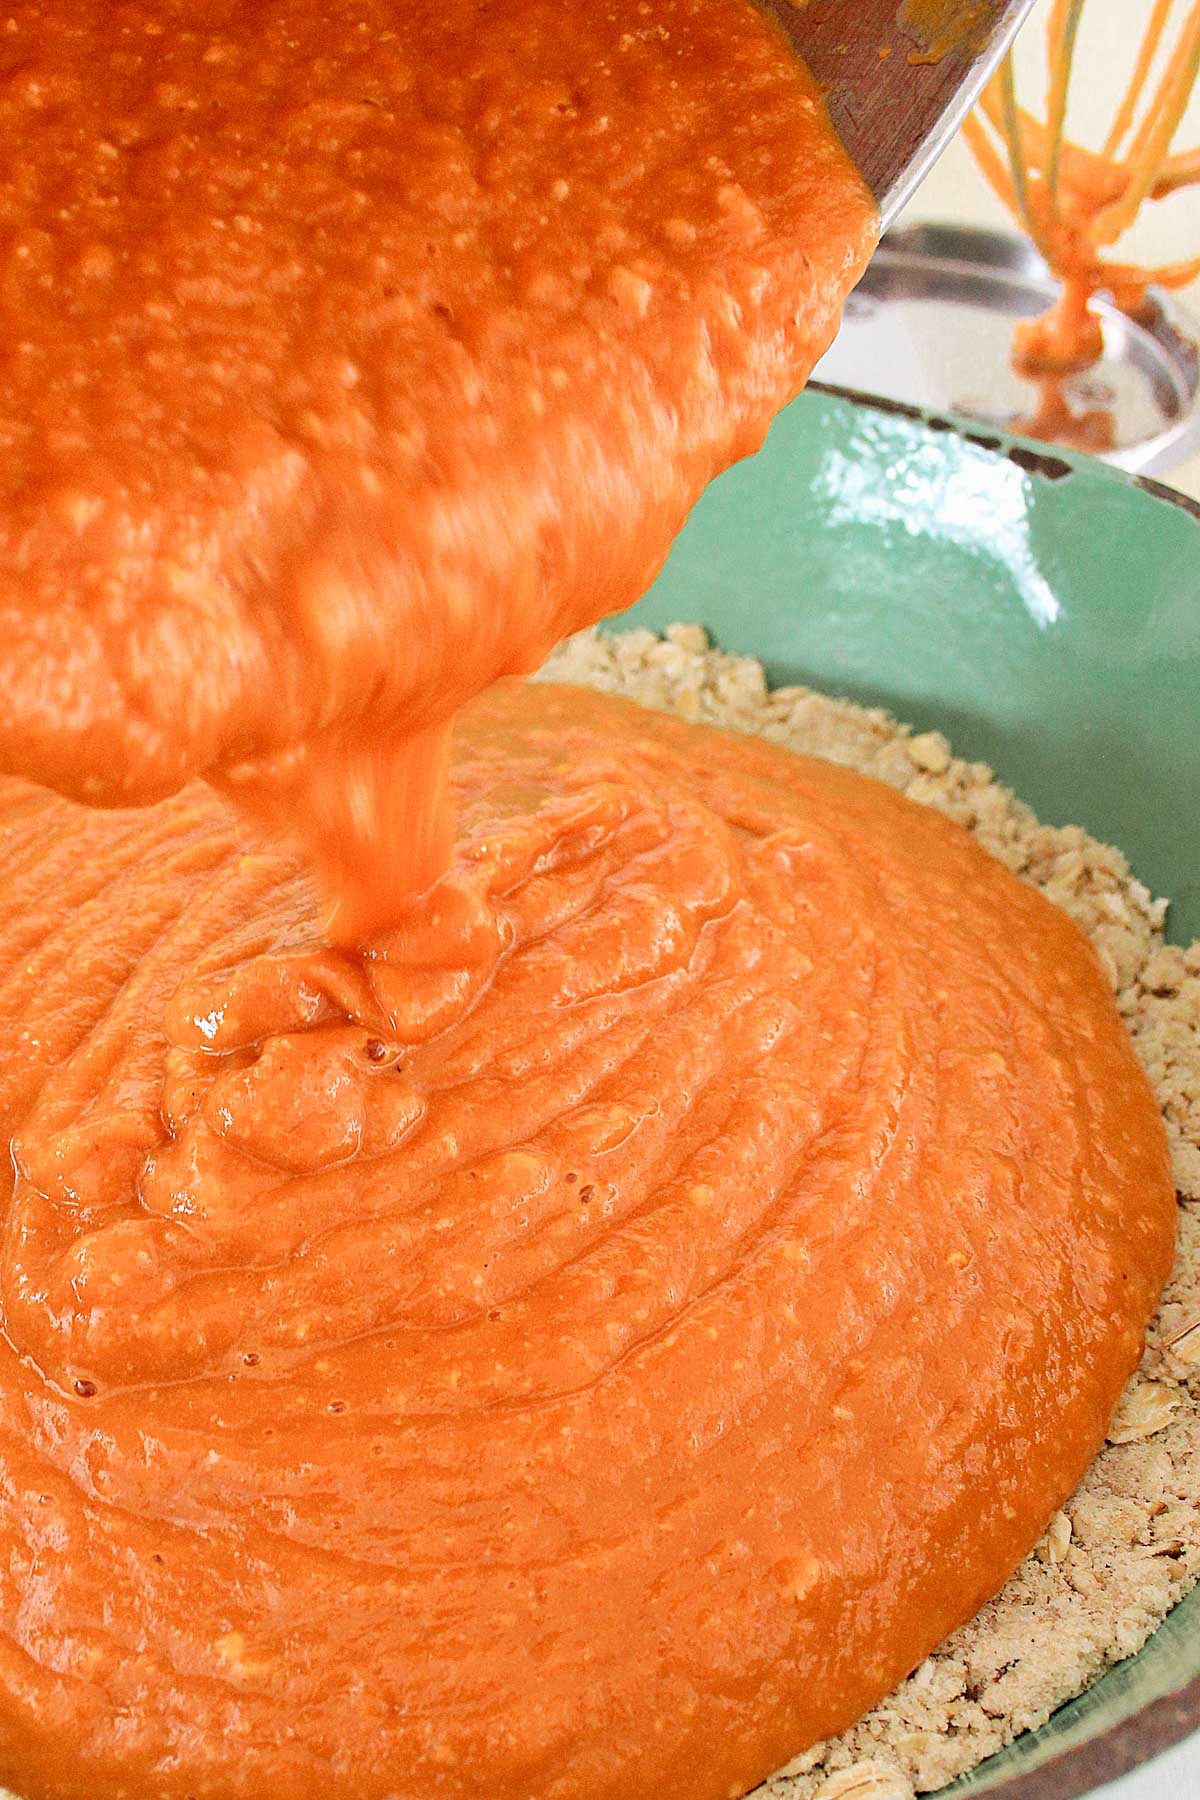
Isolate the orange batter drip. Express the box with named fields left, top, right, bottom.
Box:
left=964, top=0, right=1200, bottom=378
left=1011, top=372, right=1117, bottom=453
left=0, top=4, right=1177, bottom=1800
left=0, top=685, right=1175, bottom=1800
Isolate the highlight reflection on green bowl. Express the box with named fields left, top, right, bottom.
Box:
left=619, top=383, right=1200, bottom=1799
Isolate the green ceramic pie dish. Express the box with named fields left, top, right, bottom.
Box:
left=616, top=381, right=1200, bottom=1799
left=7, top=388, right=1193, bottom=1800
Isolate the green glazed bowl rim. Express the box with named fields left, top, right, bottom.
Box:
left=810, top=379, right=1200, bottom=532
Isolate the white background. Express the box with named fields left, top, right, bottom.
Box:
left=896, top=0, right=1200, bottom=501
left=1097, top=1734, right=1198, bottom=1800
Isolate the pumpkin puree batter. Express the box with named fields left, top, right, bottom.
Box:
left=0, top=0, right=873, bottom=939
left=0, top=686, right=1176, bottom=1800
left=0, top=3, right=1176, bottom=1799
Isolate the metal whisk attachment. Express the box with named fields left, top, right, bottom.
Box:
left=964, top=0, right=1200, bottom=368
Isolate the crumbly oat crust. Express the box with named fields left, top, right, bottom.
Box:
left=538, top=626, right=1200, bottom=1799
